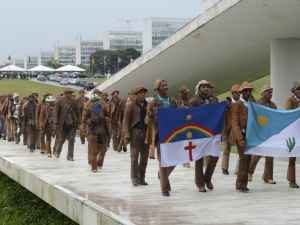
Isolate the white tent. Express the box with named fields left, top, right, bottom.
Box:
left=29, top=65, right=55, bottom=72
left=0, top=64, right=26, bottom=72
left=56, top=65, right=85, bottom=72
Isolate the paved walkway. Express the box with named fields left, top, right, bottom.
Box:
left=0, top=139, right=299, bottom=225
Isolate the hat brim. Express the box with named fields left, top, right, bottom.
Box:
left=261, top=88, right=273, bottom=93
left=198, top=83, right=214, bottom=88
left=240, top=87, right=253, bottom=91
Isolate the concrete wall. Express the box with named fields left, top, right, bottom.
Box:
left=271, top=39, right=300, bottom=107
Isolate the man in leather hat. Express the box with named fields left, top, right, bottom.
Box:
left=285, top=81, right=300, bottom=188
left=123, top=86, right=149, bottom=186
left=109, top=90, right=123, bottom=152
left=248, top=85, right=277, bottom=184
left=23, top=94, right=38, bottom=152
left=54, top=89, right=80, bottom=161
left=82, top=93, right=110, bottom=172
left=222, top=84, right=241, bottom=175
left=146, top=79, right=177, bottom=196
left=76, top=89, right=89, bottom=145
left=176, top=85, right=192, bottom=168
left=40, top=95, right=57, bottom=157
left=231, top=81, right=255, bottom=192
left=190, top=80, right=219, bottom=192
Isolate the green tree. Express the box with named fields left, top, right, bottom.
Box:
left=90, top=48, right=141, bottom=75
left=47, top=58, right=63, bottom=69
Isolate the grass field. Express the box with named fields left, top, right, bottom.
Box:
left=0, top=80, right=77, bottom=225
left=0, top=172, right=77, bottom=225
left=87, top=77, right=106, bottom=85
left=0, top=80, right=66, bottom=97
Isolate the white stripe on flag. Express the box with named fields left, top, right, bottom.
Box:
left=246, top=117, right=300, bottom=157
left=160, top=135, right=221, bottom=167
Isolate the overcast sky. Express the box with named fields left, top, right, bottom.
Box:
left=0, top=0, right=201, bottom=59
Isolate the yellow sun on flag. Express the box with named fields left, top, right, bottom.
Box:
left=257, top=115, right=269, bottom=126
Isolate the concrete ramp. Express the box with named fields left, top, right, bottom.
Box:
left=2, top=139, right=300, bottom=225
left=98, top=0, right=300, bottom=95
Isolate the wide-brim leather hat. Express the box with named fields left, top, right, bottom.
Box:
left=230, top=84, right=241, bottom=93
left=197, top=80, right=214, bottom=88
left=64, top=89, right=74, bottom=94
left=240, top=81, right=253, bottom=91
left=154, top=79, right=168, bottom=91
left=260, top=85, right=273, bottom=94
left=291, top=81, right=300, bottom=92
left=132, top=86, right=148, bottom=95
left=179, top=85, right=190, bottom=93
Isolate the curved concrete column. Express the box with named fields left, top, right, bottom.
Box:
left=271, top=39, right=300, bottom=107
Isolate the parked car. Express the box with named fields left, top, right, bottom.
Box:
left=77, top=80, right=87, bottom=87
left=60, top=78, right=69, bottom=85
left=70, top=72, right=79, bottom=78
left=37, top=75, right=47, bottom=81
left=69, top=78, right=79, bottom=85
left=55, top=76, right=63, bottom=82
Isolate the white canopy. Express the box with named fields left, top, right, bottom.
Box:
left=56, top=65, right=85, bottom=72
left=29, top=65, right=55, bottom=72
left=0, top=64, right=26, bottom=72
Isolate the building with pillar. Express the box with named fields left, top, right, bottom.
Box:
left=75, top=40, right=104, bottom=66
left=98, top=0, right=300, bottom=108
left=102, top=31, right=143, bottom=52
left=40, top=51, right=54, bottom=66
left=54, top=44, right=76, bottom=66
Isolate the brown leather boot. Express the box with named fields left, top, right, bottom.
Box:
left=91, top=160, right=98, bottom=173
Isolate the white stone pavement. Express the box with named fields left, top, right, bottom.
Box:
left=0, top=139, right=300, bottom=225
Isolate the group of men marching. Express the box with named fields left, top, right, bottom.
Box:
left=0, top=79, right=300, bottom=197
left=121, top=79, right=300, bottom=196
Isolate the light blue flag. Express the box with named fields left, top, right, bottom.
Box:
left=246, top=102, right=300, bottom=157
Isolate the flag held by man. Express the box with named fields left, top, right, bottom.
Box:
left=158, top=102, right=227, bottom=167
left=246, top=102, right=300, bottom=157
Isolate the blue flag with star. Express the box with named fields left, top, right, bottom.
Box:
left=246, top=102, right=300, bottom=157
left=158, top=102, right=227, bottom=167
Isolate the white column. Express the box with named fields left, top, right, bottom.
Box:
left=271, top=39, right=300, bottom=107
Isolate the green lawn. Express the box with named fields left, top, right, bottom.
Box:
left=0, top=80, right=66, bottom=97
left=85, top=77, right=106, bottom=85
left=0, top=172, right=77, bottom=225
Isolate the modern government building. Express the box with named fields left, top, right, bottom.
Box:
left=10, top=17, right=189, bottom=68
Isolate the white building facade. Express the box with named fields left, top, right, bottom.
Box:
left=103, top=31, right=143, bottom=52
left=14, top=58, right=26, bottom=68
left=76, top=40, right=104, bottom=66
left=143, top=17, right=189, bottom=53
left=54, top=45, right=76, bottom=65
left=40, top=51, right=54, bottom=66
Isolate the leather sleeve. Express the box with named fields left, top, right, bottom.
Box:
left=285, top=98, right=294, bottom=110
left=81, top=104, right=90, bottom=125
left=122, top=102, right=133, bottom=139
left=231, top=102, right=245, bottom=147
left=54, top=100, right=61, bottom=126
